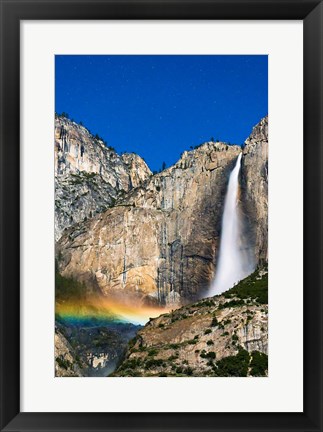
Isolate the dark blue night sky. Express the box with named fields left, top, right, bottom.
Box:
left=55, top=55, right=268, bottom=172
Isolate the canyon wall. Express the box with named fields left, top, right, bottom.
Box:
left=241, top=116, right=268, bottom=264
left=56, top=116, right=268, bottom=307
left=55, top=115, right=151, bottom=240
left=56, top=141, right=241, bottom=306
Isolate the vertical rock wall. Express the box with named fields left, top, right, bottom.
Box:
left=57, top=142, right=241, bottom=305
left=55, top=115, right=151, bottom=240
left=56, top=116, right=268, bottom=306
left=241, top=116, right=268, bottom=264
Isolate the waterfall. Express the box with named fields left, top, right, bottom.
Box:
left=210, top=153, right=254, bottom=295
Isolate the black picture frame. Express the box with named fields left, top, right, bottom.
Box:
left=0, top=1, right=322, bottom=431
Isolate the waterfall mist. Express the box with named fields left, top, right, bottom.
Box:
left=210, top=153, right=255, bottom=295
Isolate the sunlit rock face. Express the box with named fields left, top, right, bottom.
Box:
left=56, top=140, right=241, bottom=306
left=241, top=116, right=268, bottom=264
left=55, top=115, right=151, bottom=240
left=113, top=268, right=268, bottom=377
left=115, top=302, right=268, bottom=376
left=55, top=326, right=84, bottom=377
left=56, top=116, right=268, bottom=307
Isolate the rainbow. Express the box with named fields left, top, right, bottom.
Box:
left=56, top=296, right=173, bottom=326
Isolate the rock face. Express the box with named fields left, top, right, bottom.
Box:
left=242, top=116, right=268, bottom=264
left=56, top=116, right=268, bottom=307
left=55, top=326, right=84, bottom=377
left=55, top=321, right=141, bottom=377
left=113, top=268, right=268, bottom=377
left=55, top=115, right=151, bottom=240
left=57, top=142, right=241, bottom=306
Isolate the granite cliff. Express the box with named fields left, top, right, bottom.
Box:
left=55, top=115, right=151, bottom=240
left=55, top=116, right=268, bottom=308
left=55, top=326, right=85, bottom=377
left=57, top=142, right=241, bottom=306
left=242, top=116, right=268, bottom=264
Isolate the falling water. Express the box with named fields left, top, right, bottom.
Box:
left=210, top=153, right=254, bottom=295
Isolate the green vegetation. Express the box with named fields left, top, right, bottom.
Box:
left=250, top=351, right=268, bottom=376
left=146, top=358, right=164, bottom=368
left=55, top=270, right=87, bottom=301
left=93, top=133, right=115, bottom=151
left=218, top=299, right=245, bottom=309
left=119, top=357, right=142, bottom=370
left=204, top=329, right=212, bottom=335
left=224, top=268, right=268, bottom=304
left=128, top=336, right=139, bottom=349
left=211, top=317, right=218, bottom=327
left=56, top=356, right=72, bottom=370
left=83, top=172, right=97, bottom=180
left=69, top=172, right=98, bottom=186
left=74, top=354, right=83, bottom=369
left=115, top=345, right=267, bottom=377
left=200, top=350, right=207, bottom=358
left=202, top=300, right=215, bottom=307
left=216, top=348, right=250, bottom=377
left=168, top=343, right=180, bottom=349
left=57, top=112, right=69, bottom=119
left=156, top=161, right=167, bottom=173
left=193, top=143, right=203, bottom=150
left=206, top=351, right=216, bottom=360
left=168, top=355, right=178, bottom=361
left=200, top=350, right=216, bottom=360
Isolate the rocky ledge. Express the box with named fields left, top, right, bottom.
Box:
left=113, top=268, right=268, bottom=377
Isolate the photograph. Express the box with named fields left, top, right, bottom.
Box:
left=2, top=1, right=322, bottom=429
left=54, top=54, right=268, bottom=378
